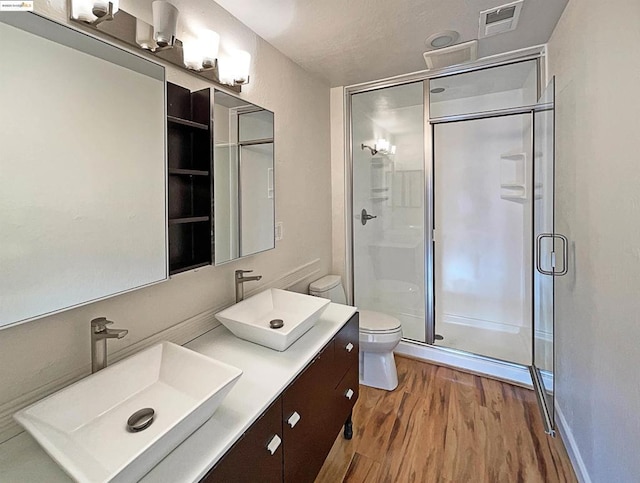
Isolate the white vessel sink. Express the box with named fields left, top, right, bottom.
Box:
left=215, top=289, right=330, bottom=351
left=14, top=342, right=242, bottom=483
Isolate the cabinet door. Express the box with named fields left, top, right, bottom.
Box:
left=282, top=343, right=338, bottom=483
left=333, top=312, right=359, bottom=386
left=202, top=398, right=283, bottom=483
left=334, top=365, right=359, bottom=424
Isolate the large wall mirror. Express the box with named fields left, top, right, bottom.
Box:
left=214, top=90, right=275, bottom=264
left=0, top=13, right=167, bottom=329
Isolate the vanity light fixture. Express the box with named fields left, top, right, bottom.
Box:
left=69, top=0, right=247, bottom=92
left=182, top=38, right=204, bottom=71
left=152, top=0, right=179, bottom=48
left=200, top=29, right=220, bottom=70
left=71, top=0, right=119, bottom=26
left=135, top=19, right=157, bottom=51
left=232, top=49, right=251, bottom=85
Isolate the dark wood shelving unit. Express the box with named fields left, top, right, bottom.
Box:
left=167, top=82, right=213, bottom=275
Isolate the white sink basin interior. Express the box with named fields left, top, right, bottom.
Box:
left=215, top=288, right=331, bottom=351
left=14, top=341, right=242, bottom=483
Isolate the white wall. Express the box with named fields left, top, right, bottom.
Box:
left=548, top=0, right=640, bottom=480
left=0, top=0, right=331, bottom=440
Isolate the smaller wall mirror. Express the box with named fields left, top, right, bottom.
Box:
left=214, top=90, right=275, bottom=264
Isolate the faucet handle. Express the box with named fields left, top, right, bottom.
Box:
left=235, top=269, right=253, bottom=277
left=91, top=317, right=113, bottom=331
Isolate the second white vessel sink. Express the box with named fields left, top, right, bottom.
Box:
left=215, top=288, right=330, bottom=351
left=14, top=341, right=242, bottom=483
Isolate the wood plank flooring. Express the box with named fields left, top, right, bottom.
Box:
left=316, top=356, right=576, bottom=483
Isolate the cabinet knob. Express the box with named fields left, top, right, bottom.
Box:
left=287, top=411, right=301, bottom=428
left=345, top=342, right=354, bottom=352
left=266, top=434, right=282, bottom=455
left=345, top=388, right=354, bottom=400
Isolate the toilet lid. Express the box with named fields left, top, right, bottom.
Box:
left=359, top=310, right=402, bottom=333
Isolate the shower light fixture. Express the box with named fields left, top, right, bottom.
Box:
left=425, top=30, right=459, bottom=49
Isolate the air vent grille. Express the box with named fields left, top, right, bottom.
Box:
left=423, top=40, right=478, bottom=70
left=479, top=0, right=523, bottom=38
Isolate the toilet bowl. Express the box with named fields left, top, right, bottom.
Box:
left=309, top=276, right=402, bottom=391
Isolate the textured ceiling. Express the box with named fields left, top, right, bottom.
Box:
left=213, top=0, right=568, bottom=87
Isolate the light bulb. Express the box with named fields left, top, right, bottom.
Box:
left=200, top=29, right=220, bottom=69
left=232, top=49, right=251, bottom=85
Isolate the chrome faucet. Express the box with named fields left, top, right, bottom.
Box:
left=91, top=317, right=128, bottom=373
left=235, top=269, right=262, bottom=303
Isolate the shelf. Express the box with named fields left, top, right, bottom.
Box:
left=167, top=116, right=209, bottom=130
left=169, top=168, right=210, bottom=176
left=370, top=196, right=389, bottom=202
left=169, top=216, right=210, bottom=225
left=500, top=183, right=526, bottom=189
left=371, top=187, right=389, bottom=192
left=170, top=261, right=211, bottom=275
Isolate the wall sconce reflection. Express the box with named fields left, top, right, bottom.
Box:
left=361, top=138, right=396, bottom=156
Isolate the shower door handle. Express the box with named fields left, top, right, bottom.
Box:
left=536, top=233, right=568, bottom=276
left=361, top=209, right=377, bottom=226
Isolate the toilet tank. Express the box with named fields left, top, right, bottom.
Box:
left=309, top=275, right=346, bottom=304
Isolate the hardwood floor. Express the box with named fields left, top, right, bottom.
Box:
left=316, top=356, right=576, bottom=483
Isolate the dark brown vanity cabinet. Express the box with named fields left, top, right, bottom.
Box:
left=202, top=313, right=359, bottom=483
left=167, top=83, right=213, bottom=275
left=203, top=399, right=284, bottom=483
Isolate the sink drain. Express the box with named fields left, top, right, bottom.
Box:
left=269, top=319, right=284, bottom=329
left=127, top=408, right=155, bottom=433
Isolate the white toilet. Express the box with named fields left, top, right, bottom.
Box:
left=309, top=275, right=402, bottom=391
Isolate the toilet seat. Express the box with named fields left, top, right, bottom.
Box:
left=359, top=310, right=402, bottom=334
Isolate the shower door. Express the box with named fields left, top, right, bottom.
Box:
left=531, top=77, right=561, bottom=435
left=350, top=82, right=427, bottom=342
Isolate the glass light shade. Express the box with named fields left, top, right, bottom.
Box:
left=135, top=19, right=157, bottom=50
left=152, top=1, right=179, bottom=48
left=182, top=39, right=204, bottom=70
left=217, top=55, right=235, bottom=85
left=390, top=145, right=397, bottom=155
left=92, top=0, right=119, bottom=17
left=376, top=139, right=389, bottom=152
left=71, top=0, right=96, bottom=21
left=200, top=29, right=220, bottom=68
left=232, top=49, right=251, bottom=84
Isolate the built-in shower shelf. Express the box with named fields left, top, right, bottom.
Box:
left=500, top=152, right=528, bottom=202
left=370, top=196, right=389, bottom=201
left=371, top=187, right=389, bottom=192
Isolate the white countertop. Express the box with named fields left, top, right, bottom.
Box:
left=0, top=303, right=357, bottom=483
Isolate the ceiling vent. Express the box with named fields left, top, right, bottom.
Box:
left=423, top=40, right=478, bottom=70
left=478, top=0, right=524, bottom=38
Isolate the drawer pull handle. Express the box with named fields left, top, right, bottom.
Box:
left=287, top=411, right=301, bottom=428
left=266, top=434, right=282, bottom=455
left=345, top=388, right=354, bottom=400
left=345, top=342, right=354, bottom=352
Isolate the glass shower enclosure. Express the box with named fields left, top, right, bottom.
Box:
left=349, top=57, right=563, bottom=434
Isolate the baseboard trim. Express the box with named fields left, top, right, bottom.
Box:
left=555, top=399, right=592, bottom=483
left=0, top=259, right=324, bottom=444
left=395, top=339, right=533, bottom=388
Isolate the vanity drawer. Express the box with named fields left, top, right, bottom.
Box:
left=203, top=398, right=283, bottom=483
left=333, top=312, right=359, bottom=383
